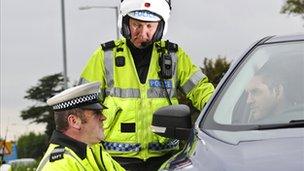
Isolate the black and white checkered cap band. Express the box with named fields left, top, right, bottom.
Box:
left=52, top=93, right=99, bottom=110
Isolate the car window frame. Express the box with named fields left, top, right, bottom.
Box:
left=199, top=39, right=304, bottom=132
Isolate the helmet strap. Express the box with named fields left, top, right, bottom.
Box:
left=151, top=20, right=164, bottom=42
left=121, top=16, right=131, bottom=39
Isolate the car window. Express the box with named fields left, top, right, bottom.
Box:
left=203, top=41, right=304, bottom=130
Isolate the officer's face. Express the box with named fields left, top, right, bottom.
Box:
left=81, top=109, right=106, bottom=145
left=129, top=18, right=159, bottom=48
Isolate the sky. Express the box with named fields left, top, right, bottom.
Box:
left=1, top=0, right=303, bottom=141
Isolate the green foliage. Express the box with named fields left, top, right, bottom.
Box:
left=21, top=73, right=66, bottom=137
left=10, top=159, right=38, bottom=171
left=23, top=73, right=65, bottom=102
left=11, top=164, right=37, bottom=171
left=281, top=0, right=304, bottom=20
left=16, top=132, right=48, bottom=160
left=201, top=56, right=231, bottom=87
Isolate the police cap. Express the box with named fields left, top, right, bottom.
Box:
left=47, top=82, right=107, bottom=111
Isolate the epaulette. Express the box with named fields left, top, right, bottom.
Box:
left=49, top=146, right=65, bottom=162
left=156, top=40, right=179, bottom=53
left=101, top=40, right=116, bottom=51
left=167, top=41, right=178, bottom=53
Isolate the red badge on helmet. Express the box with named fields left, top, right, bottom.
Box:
left=144, top=2, right=150, bottom=7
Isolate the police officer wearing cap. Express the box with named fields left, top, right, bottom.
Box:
left=36, top=82, right=125, bottom=171
left=79, top=0, right=214, bottom=170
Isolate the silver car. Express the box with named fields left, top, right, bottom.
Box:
left=152, top=34, right=304, bottom=171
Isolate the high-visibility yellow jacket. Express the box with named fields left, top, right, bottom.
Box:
left=36, top=131, right=125, bottom=171
left=79, top=38, right=214, bottom=160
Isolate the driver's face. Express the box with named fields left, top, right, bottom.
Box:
left=129, top=18, right=159, bottom=48
left=246, top=76, right=278, bottom=122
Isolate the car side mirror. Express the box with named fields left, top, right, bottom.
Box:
left=151, top=104, right=192, bottom=140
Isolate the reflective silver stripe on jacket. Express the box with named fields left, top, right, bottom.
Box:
left=106, top=87, right=177, bottom=98
left=105, top=87, right=140, bottom=98
left=36, top=148, right=87, bottom=171
left=181, top=71, right=206, bottom=94
left=147, top=87, right=176, bottom=98
left=103, top=142, right=141, bottom=152
left=104, top=50, right=114, bottom=88
left=171, top=51, right=178, bottom=91
left=148, top=139, right=179, bottom=151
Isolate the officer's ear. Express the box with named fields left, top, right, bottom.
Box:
left=67, top=114, right=81, bottom=130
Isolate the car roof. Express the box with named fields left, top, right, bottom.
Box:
left=264, top=34, right=304, bottom=44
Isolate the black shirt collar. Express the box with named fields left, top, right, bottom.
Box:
left=126, top=39, right=153, bottom=57
left=50, top=130, right=87, bottom=160
left=127, top=40, right=154, bottom=84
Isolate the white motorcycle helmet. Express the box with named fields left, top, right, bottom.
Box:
left=119, top=0, right=171, bottom=42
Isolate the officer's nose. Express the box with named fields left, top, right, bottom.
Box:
left=100, top=113, right=106, bottom=122
left=139, top=26, right=150, bottom=39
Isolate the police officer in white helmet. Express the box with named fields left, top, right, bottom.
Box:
left=119, top=0, right=171, bottom=49
left=79, top=0, right=214, bottom=170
